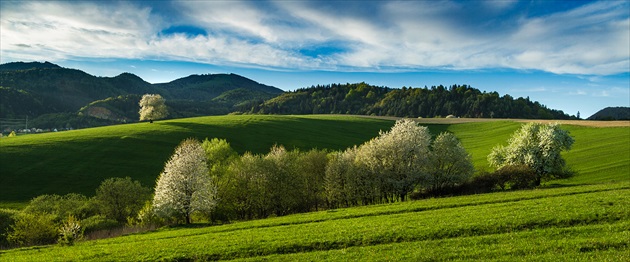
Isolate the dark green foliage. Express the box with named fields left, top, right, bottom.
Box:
left=93, top=177, right=151, bottom=223
left=0, top=86, right=46, bottom=120
left=23, top=194, right=96, bottom=222
left=254, top=83, right=574, bottom=119
left=6, top=212, right=58, bottom=247
left=0, top=63, right=283, bottom=128
left=587, top=107, right=630, bottom=120
left=0, top=61, right=61, bottom=71
left=78, top=95, right=142, bottom=122
left=0, top=208, right=19, bottom=247
left=80, top=215, right=119, bottom=234
left=29, top=113, right=120, bottom=129
left=493, top=165, right=539, bottom=190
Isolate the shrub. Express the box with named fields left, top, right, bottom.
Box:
left=81, top=215, right=119, bottom=234
left=7, top=212, right=58, bottom=247
left=58, top=215, right=82, bottom=246
left=23, top=193, right=93, bottom=221
left=0, top=208, right=19, bottom=248
left=494, top=165, right=538, bottom=190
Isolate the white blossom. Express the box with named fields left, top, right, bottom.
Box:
left=139, top=94, right=168, bottom=121
left=153, top=138, right=217, bottom=224
left=488, top=122, right=574, bottom=185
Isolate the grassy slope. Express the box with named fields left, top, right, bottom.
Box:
left=1, top=115, right=628, bottom=203
left=2, top=182, right=628, bottom=261
left=1, top=115, right=629, bottom=260
left=0, top=115, right=396, bottom=202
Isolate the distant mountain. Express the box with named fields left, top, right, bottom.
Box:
left=1, top=61, right=579, bottom=131
left=0, top=61, right=61, bottom=71
left=587, top=107, right=630, bottom=120
left=251, top=82, right=575, bottom=120
left=0, top=62, right=283, bottom=129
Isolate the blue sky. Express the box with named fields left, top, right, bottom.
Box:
left=1, top=0, right=628, bottom=118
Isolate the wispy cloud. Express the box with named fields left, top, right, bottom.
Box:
left=1, top=0, right=628, bottom=75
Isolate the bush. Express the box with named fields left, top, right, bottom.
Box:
left=0, top=208, right=19, bottom=248
left=81, top=215, right=119, bottom=235
left=494, top=165, right=538, bottom=190
left=23, top=193, right=93, bottom=221
left=7, top=212, right=58, bottom=247
left=58, top=215, right=82, bottom=246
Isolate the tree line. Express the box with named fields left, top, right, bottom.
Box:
left=249, top=83, right=576, bottom=119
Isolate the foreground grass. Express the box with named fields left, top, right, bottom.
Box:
left=1, top=182, right=628, bottom=261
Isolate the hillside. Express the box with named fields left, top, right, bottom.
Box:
left=1, top=115, right=628, bottom=204
left=0, top=62, right=283, bottom=128
left=253, top=82, right=575, bottom=119
left=587, top=106, right=630, bottom=120
left=2, top=181, right=628, bottom=260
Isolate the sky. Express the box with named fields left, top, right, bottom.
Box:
left=1, top=0, right=628, bottom=118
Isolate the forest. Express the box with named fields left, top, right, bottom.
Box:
left=251, top=82, right=576, bottom=119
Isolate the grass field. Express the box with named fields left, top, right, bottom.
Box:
left=1, top=115, right=629, bottom=260
left=1, top=182, right=628, bottom=261
left=1, top=115, right=628, bottom=204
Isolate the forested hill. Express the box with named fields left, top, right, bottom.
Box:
left=587, top=107, right=630, bottom=120
left=0, top=62, right=283, bottom=128
left=251, top=83, right=575, bottom=119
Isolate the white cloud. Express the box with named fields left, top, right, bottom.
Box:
left=1, top=0, right=628, bottom=76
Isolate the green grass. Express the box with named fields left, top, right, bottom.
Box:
left=2, top=182, right=628, bottom=261
left=1, top=115, right=628, bottom=260
left=1, top=115, right=397, bottom=202
left=1, top=115, right=628, bottom=204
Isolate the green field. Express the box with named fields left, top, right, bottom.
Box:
left=1, top=115, right=629, bottom=260
left=1, top=115, right=628, bottom=203
left=1, top=115, right=398, bottom=203
left=1, top=182, right=628, bottom=261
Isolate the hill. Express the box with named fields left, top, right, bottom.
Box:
left=252, top=82, right=575, bottom=119
left=587, top=106, right=630, bottom=120
left=1, top=115, right=628, bottom=204
left=0, top=62, right=283, bottom=129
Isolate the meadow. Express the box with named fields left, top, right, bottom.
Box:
left=1, top=115, right=628, bottom=204
left=1, top=182, right=628, bottom=261
left=0, top=115, right=628, bottom=260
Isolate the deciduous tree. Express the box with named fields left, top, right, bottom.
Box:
left=153, top=138, right=217, bottom=224
left=139, top=94, right=168, bottom=122
left=488, top=122, right=574, bottom=186
left=426, top=132, right=474, bottom=194
left=93, top=177, right=151, bottom=223
left=355, top=119, right=431, bottom=201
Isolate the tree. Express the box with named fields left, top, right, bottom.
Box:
left=153, top=138, right=217, bottom=224
left=139, top=94, right=168, bottom=122
left=93, top=177, right=151, bottom=223
left=355, top=119, right=431, bottom=202
left=488, top=122, right=574, bottom=186
left=426, top=132, right=474, bottom=194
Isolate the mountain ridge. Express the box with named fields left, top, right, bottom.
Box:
left=0, top=62, right=283, bottom=129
